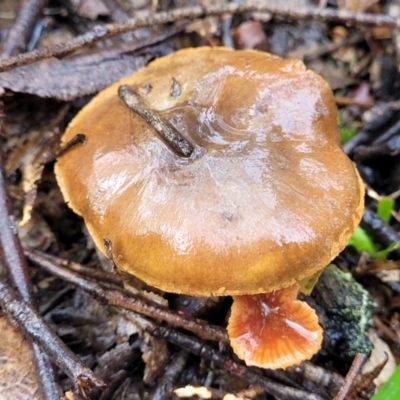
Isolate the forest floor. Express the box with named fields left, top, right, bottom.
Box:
left=0, top=1, right=399, bottom=399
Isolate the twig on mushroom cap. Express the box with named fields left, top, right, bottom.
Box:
left=56, top=133, right=87, bottom=159
left=0, top=130, right=60, bottom=398
left=0, top=0, right=47, bottom=57
left=0, top=4, right=399, bottom=73
left=334, top=353, right=368, bottom=400
left=24, top=247, right=228, bottom=342
left=118, top=85, right=194, bottom=157
left=0, top=279, right=106, bottom=393
left=149, top=325, right=325, bottom=400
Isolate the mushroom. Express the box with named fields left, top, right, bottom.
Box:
left=55, top=47, right=364, bottom=369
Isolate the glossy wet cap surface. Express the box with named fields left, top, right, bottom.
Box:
left=55, top=47, right=364, bottom=296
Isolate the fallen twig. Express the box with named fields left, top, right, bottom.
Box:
left=0, top=0, right=47, bottom=57
left=153, top=350, right=190, bottom=400
left=372, top=117, right=400, bottom=146
left=0, top=278, right=106, bottom=394
left=0, top=3, right=399, bottom=73
left=40, top=251, right=122, bottom=287
left=334, top=353, right=368, bottom=400
left=354, top=136, right=400, bottom=161
left=150, top=325, right=325, bottom=400
left=335, top=97, right=374, bottom=109
left=288, top=361, right=344, bottom=397
left=361, top=209, right=400, bottom=258
left=0, top=118, right=60, bottom=398
left=25, top=247, right=228, bottom=342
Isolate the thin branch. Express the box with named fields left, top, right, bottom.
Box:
left=0, top=279, right=106, bottom=393
left=39, top=252, right=122, bottom=287
left=288, top=361, right=344, bottom=396
left=0, top=0, right=47, bottom=57
left=334, top=353, right=368, bottom=400
left=153, top=350, right=190, bottom=400
left=25, top=247, right=228, bottom=343
left=0, top=114, right=60, bottom=398
left=149, top=325, right=325, bottom=400
left=118, top=85, right=194, bottom=157
left=361, top=208, right=400, bottom=258
left=0, top=3, right=399, bottom=73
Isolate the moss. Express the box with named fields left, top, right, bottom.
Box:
left=315, top=264, right=374, bottom=357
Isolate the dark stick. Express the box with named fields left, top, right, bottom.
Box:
left=343, top=129, right=373, bottom=155
left=0, top=4, right=399, bottom=73
left=334, top=353, right=367, bottom=400
left=0, top=137, right=60, bottom=398
left=56, top=133, right=87, bottom=158
left=39, top=285, right=75, bottom=315
left=348, top=353, right=388, bottom=398
left=0, top=279, right=106, bottom=392
left=372, top=117, right=400, bottom=146
left=0, top=0, right=47, bottom=57
left=150, top=325, right=325, bottom=400
left=39, top=251, right=122, bottom=287
left=343, top=103, right=396, bottom=155
left=96, top=344, right=141, bottom=400
left=98, top=370, right=131, bottom=400
left=361, top=208, right=400, bottom=258
left=354, top=135, right=400, bottom=161
left=289, top=361, right=344, bottom=395
left=25, top=247, right=228, bottom=342
left=303, top=32, right=364, bottom=62
left=153, top=350, right=190, bottom=400
left=118, top=85, right=194, bottom=157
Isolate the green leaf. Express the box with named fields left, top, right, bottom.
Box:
left=348, top=226, right=378, bottom=256
left=340, top=125, right=358, bottom=144
left=372, top=365, right=400, bottom=400
left=376, top=197, right=395, bottom=223
left=347, top=227, right=398, bottom=259
left=374, top=242, right=399, bottom=260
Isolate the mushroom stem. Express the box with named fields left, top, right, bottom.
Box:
left=228, top=284, right=323, bottom=369
left=118, top=84, right=194, bottom=158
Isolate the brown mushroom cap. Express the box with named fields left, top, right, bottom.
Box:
left=55, top=47, right=364, bottom=296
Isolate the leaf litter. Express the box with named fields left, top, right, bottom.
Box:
left=0, top=1, right=400, bottom=399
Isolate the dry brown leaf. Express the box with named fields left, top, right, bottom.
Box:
left=7, top=105, right=69, bottom=226
left=308, top=59, right=357, bottom=89
left=0, top=51, right=150, bottom=101
left=231, top=21, right=268, bottom=50
left=76, top=0, right=109, bottom=20
left=18, top=212, right=56, bottom=250
left=337, top=0, right=379, bottom=12
left=362, top=330, right=397, bottom=390
left=0, top=315, right=40, bottom=400
left=20, top=133, right=56, bottom=226
left=141, top=333, right=169, bottom=384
